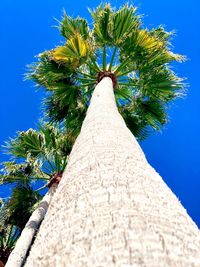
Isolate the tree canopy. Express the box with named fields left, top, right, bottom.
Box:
left=27, top=3, right=185, bottom=140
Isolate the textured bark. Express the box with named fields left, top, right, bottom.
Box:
left=25, top=77, right=200, bottom=266
left=5, top=185, right=57, bottom=267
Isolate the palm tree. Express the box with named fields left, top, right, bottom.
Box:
left=7, top=4, right=200, bottom=267
left=1, top=123, right=75, bottom=266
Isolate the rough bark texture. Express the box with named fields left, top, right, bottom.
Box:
left=5, top=185, right=57, bottom=267
left=25, top=77, right=200, bottom=267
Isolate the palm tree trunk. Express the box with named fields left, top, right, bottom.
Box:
left=5, top=185, right=57, bottom=267
left=24, top=77, right=200, bottom=266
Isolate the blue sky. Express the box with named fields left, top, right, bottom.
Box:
left=0, top=0, right=199, bottom=227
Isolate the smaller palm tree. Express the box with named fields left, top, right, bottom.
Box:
left=0, top=123, right=75, bottom=266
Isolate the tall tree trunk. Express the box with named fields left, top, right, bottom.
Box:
left=5, top=185, right=57, bottom=267
left=24, top=77, right=199, bottom=266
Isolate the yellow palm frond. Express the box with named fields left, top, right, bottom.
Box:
left=53, top=34, right=91, bottom=66
left=134, top=29, right=164, bottom=51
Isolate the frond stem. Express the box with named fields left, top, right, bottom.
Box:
left=103, top=46, right=107, bottom=71
left=90, top=57, right=101, bottom=72
left=76, top=70, right=95, bottom=79
left=35, top=183, right=48, bottom=192
left=78, top=77, right=95, bottom=83
left=118, top=82, right=137, bottom=86
left=108, top=47, right=118, bottom=71
left=117, top=68, right=137, bottom=77
left=114, top=56, right=132, bottom=75
left=81, top=82, right=95, bottom=87
left=115, top=91, right=131, bottom=102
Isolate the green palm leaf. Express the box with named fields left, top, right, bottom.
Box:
left=6, top=129, right=44, bottom=159
left=26, top=52, right=77, bottom=89
left=89, top=4, right=113, bottom=45
left=5, top=185, right=42, bottom=230
left=139, top=66, right=185, bottom=101
left=60, top=14, right=89, bottom=40
left=112, top=4, right=140, bottom=45
left=0, top=160, right=47, bottom=185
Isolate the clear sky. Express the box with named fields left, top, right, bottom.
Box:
left=0, top=0, right=199, bottom=227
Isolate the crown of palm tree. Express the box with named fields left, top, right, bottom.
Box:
left=0, top=123, right=75, bottom=186
left=27, top=3, right=185, bottom=140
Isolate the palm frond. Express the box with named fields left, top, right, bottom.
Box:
left=119, top=106, right=150, bottom=140
left=6, top=129, right=44, bottom=159
left=26, top=52, right=77, bottom=90
left=132, top=98, right=167, bottom=130
left=60, top=14, right=89, bottom=40
left=89, top=4, right=113, bottom=46
left=0, top=224, right=20, bottom=264
left=6, top=184, right=42, bottom=229
left=53, top=33, right=92, bottom=66
left=112, top=4, right=140, bottom=45
left=0, top=160, right=47, bottom=185
left=43, top=86, right=85, bottom=123
left=139, top=66, right=185, bottom=102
